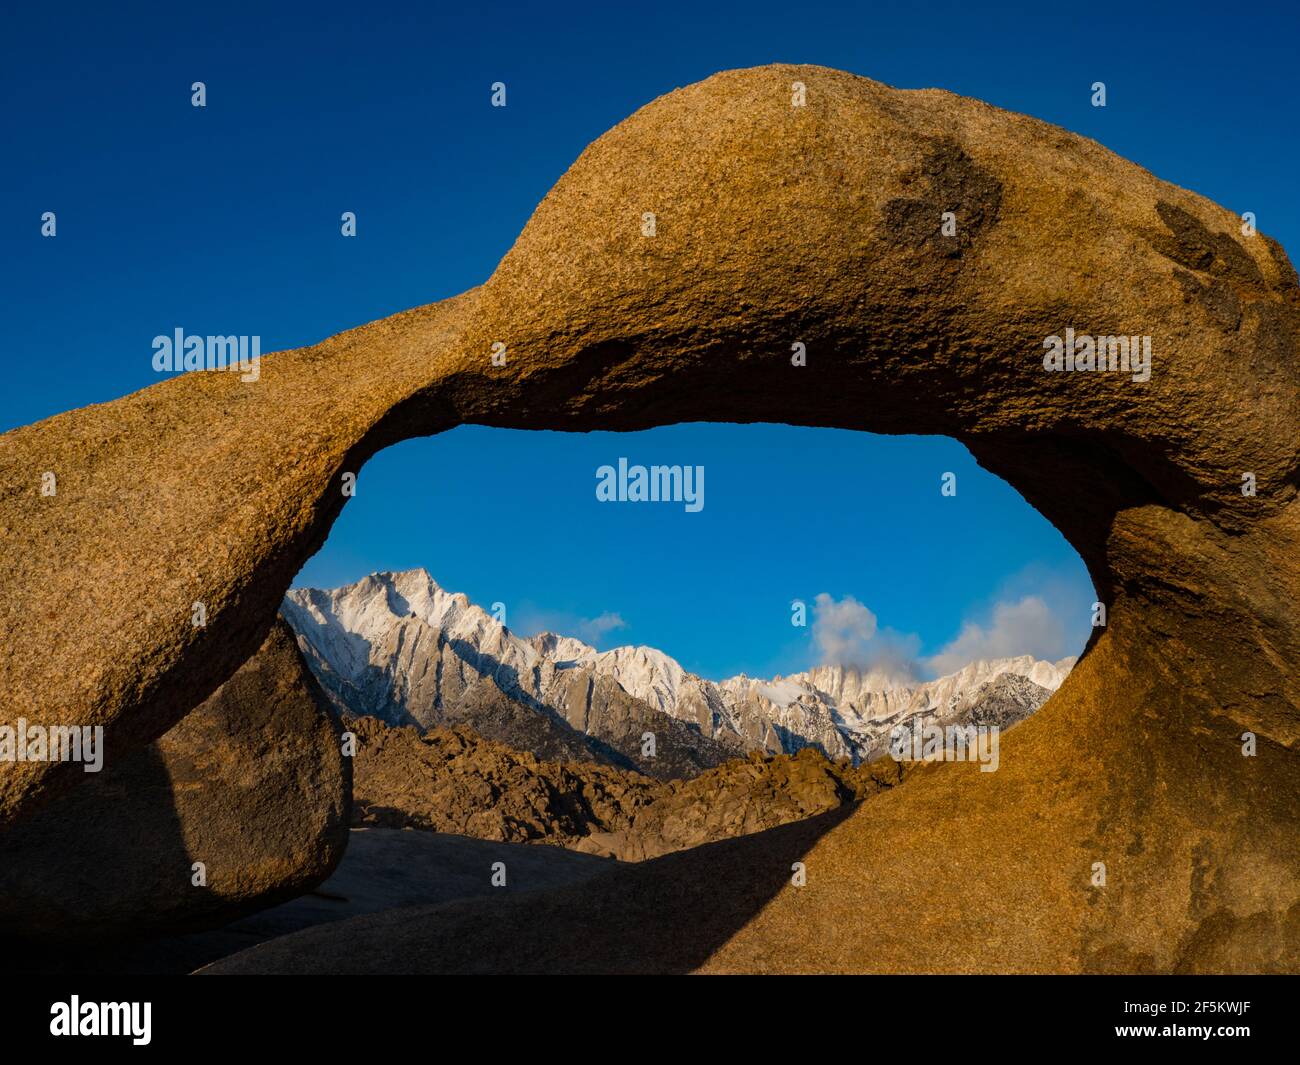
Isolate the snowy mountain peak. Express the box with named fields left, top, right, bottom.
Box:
left=530, top=632, right=598, bottom=666
left=282, top=571, right=1075, bottom=764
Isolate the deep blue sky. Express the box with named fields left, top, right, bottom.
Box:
left=5, top=2, right=1295, bottom=679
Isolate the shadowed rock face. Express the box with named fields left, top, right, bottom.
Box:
left=1, top=64, right=1297, bottom=971
left=0, top=620, right=350, bottom=941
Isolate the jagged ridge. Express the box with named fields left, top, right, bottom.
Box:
left=282, top=568, right=1072, bottom=770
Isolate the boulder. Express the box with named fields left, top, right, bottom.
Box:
left=0, top=619, right=350, bottom=941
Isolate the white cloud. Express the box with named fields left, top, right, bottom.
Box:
left=923, top=595, right=1066, bottom=677
left=756, top=679, right=805, bottom=709
left=575, top=611, right=627, bottom=644
left=811, top=593, right=921, bottom=678
left=812, top=592, right=878, bottom=664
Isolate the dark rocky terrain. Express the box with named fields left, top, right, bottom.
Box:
left=349, top=715, right=906, bottom=861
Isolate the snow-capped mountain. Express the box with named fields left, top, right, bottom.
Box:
left=282, top=569, right=1074, bottom=771
left=281, top=570, right=744, bottom=778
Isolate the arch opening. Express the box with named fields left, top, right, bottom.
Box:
left=285, top=422, right=1097, bottom=778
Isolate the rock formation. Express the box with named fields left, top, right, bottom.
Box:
left=348, top=715, right=903, bottom=861
left=1, top=64, right=1296, bottom=972
left=0, top=620, right=350, bottom=940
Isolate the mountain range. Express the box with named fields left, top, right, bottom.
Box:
left=281, top=569, right=1074, bottom=777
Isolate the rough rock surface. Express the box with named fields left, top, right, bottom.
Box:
left=0, top=620, right=350, bottom=941
left=349, top=716, right=903, bottom=861
left=1, top=64, right=1296, bottom=972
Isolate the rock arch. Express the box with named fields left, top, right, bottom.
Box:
left=2, top=65, right=1297, bottom=971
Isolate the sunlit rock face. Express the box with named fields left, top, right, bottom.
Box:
left=1, top=64, right=1296, bottom=973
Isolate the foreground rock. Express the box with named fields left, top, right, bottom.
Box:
left=1, top=65, right=1296, bottom=972
left=349, top=716, right=903, bottom=860
left=0, top=620, right=350, bottom=941
left=10, top=829, right=611, bottom=975
left=210, top=635, right=1300, bottom=975
left=198, top=810, right=859, bottom=975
